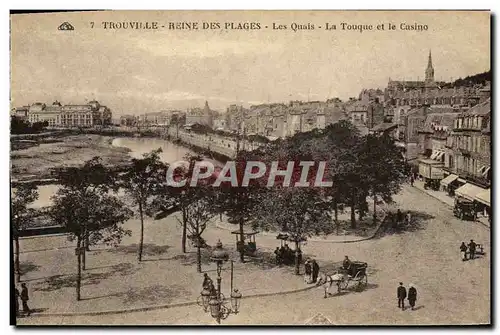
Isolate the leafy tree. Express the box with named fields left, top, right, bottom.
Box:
left=358, top=134, right=408, bottom=221
left=176, top=185, right=217, bottom=273
left=50, top=187, right=132, bottom=301
left=11, top=185, right=38, bottom=283
left=57, top=156, right=117, bottom=269
left=254, top=187, right=329, bottom=275
left=120, top=149, right=167, bottom=262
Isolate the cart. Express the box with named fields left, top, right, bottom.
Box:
left=231, top=229, right=259, bottom=256
left=453, top=198, right=476, bottom=221
left=338, top=261, right=368, bottom=290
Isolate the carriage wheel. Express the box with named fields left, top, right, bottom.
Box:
left=341, top=279, right=349, bottom=290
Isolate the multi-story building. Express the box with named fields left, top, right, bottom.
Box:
left=186, top=101, right=215, bottom=128
left=442, top=99, right=491, bottom=190
left=26, top=100, right=112, bottom=128
left=11, top=106, right=30, bottom=121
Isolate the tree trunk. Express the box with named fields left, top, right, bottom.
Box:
left=334, top=200, right=339, bottom=236
left=181, top=208, right=187, bottom=253
left=238, top=216, right=245, bottom=263
left=196, top=244, right=202, bottom=273
left=138, top=202, right=145, bottom=262
left=294, top=240, right=300, bottom=275
left=14, top=237, right=21, bottom=283
left=350, top=199, right=356, bottom=229
left=373, top=194, right=377, bottom=225
left=82, top=243, right=86, bottom=270
left=76, top=237, right=82, bottom=301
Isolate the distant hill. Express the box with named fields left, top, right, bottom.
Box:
left=443, top=70, right=491, bottom=88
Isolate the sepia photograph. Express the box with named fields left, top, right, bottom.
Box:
left=9, top=10, right=491, bottom=326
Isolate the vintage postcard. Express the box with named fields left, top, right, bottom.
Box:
left=10, top=10, right=491, bottom=326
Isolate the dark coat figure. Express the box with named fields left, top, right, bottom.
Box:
left=14, top=288, right=20, bottom=316
left=408, top=285, right=417, bottom=310
left=460, top=242, right=468, bottom=261
left=396, top=209, right=403, bottom=225
left=20, top=284, right=30, bottom=316
left=410, top=175, right=414, bottom=186
left=304, top=261, right=312, bottom=275
left=274, top=247, right=281, bottom=265
left=311, top=260, right=320, bottom=283
left=202, top=273, right=213, bottom=290
left=397, top=282, right=407, bottom=310
left=468, top=240, right=477, bottom=260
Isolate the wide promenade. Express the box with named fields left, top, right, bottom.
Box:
left=16, top=185, right=490, bottom=325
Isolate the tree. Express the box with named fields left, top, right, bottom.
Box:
left=254, top=187, right=330, bottom=275
left=11, top=185, right=38, bottom=283
left=120, top=149, right=167, bottom=262
left=57, top=156, right=117, bottom=269
left=358, top=134, right=408, bottom=221
left=176, top=185, right=217, bottom=273
left=50, top=187, right=132, bottom=301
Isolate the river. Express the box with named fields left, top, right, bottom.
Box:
left=22, top=137, right=199, bottom=209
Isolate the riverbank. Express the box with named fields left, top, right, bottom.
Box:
left=11, top=134, right=132, bottom=182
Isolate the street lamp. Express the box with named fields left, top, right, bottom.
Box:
left=198, top=240, right=243, bottom=324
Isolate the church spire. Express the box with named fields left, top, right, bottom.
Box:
left=425, top=49, right=434, bottom=83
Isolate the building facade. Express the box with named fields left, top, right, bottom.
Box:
left=26, top=100, right=111, bottom=127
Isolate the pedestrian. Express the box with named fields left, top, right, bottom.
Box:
left=408, top=284, right=417, bottom=310
left=20, top=283, right=30, bottom=316
left=274, top=247, right=281, bottom=265
left=406, top=212, right=412, bottom=225
left=304, top=259, right=312, bottom=284
left=397, top=282, right=407, bottom=310
left=468, top=239, right=477, bottom=260
left=460, top=242, right=468, bottom=261
left=312, top=259, right=320, bottom=284
left=410, top=175, right=414, bottom=186
left=202, top=273, right=213, bottom=290
left=14, top=287, right=20, bottom=317
left=397, top=209, right=403, bottom=225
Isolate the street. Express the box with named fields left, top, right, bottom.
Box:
left=17, top=185, right=491, bottom=325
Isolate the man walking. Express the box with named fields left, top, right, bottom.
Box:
left=397, top=282, right=407, bottom=310
left=312, top=259, right=320, bottom=284
left=468, top=239, right=477, bottom=260
left=460, top=242, right=468, bottom=261
left=408, top=284, right=418, bottom=310
left=20, top=283, right=30, bottom=316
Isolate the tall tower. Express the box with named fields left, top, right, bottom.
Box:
left=425, top=50, right=435, bottom=83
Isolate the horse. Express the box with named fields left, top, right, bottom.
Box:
left=317, top=271, right=349, bottom=298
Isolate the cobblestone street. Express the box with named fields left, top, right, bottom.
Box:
left=16, top=184, right=490, bottom=325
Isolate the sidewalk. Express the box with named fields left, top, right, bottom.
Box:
left=412, top=181, right=490, bottom=229
left=413, top=180, right=455, bottom=207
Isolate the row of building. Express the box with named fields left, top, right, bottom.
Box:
left=11, top=100, right=112, bottom=127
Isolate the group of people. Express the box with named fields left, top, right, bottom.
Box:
left=460, top=240, right=479, bottom=261
left=387, top=209, right=412, bottom=229
left=274, top=244, right=302, bottom=266
left=397, top=282, right=418, bottom=311
left=303, top=259, right=320, bottom=284
left=14, top=283, right=31, bottom=317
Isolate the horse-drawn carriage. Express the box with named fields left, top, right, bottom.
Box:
left=322, top=261, right=368, bottom=298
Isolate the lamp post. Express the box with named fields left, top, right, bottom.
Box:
left=199, top=240, right=242, bottom=324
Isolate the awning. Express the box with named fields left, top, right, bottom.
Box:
left=475, top=189, right=490, bottom=207
left=440, top=174, right=459, bottom=187
left=482, top=167, right=491, bottom=177
left=430, top=151, right=439, bottom=160
left=435, top=151, right=445, bottom=161
left=455, top=183, right=487, bottom=202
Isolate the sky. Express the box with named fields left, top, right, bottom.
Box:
left=10, top=10, right=490, bottom=116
